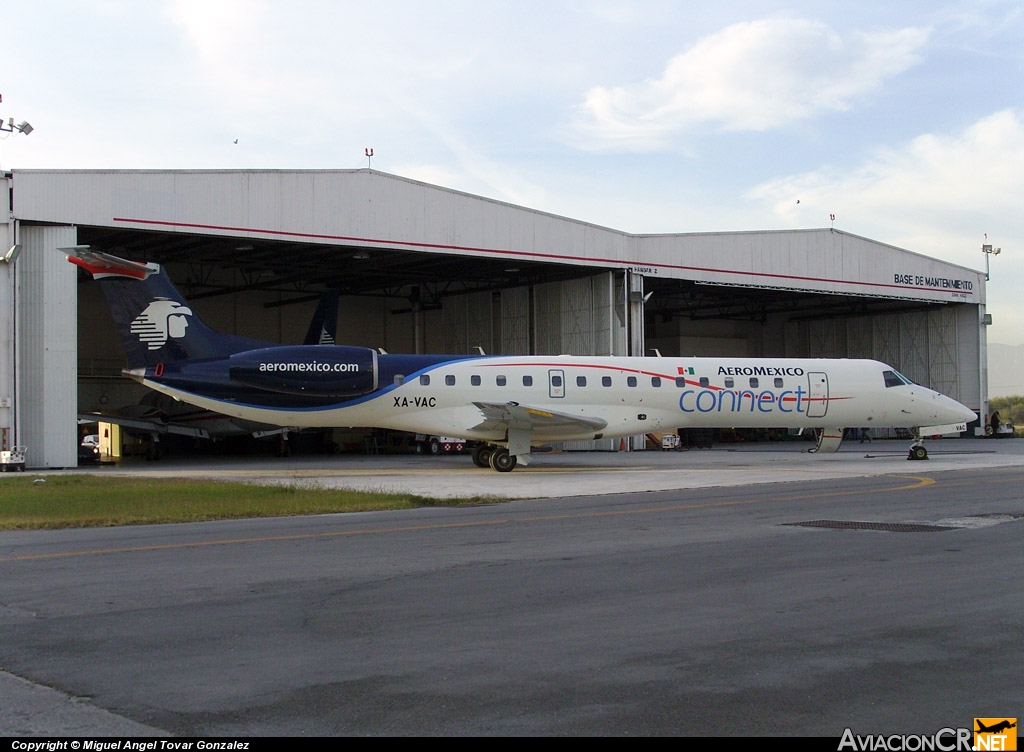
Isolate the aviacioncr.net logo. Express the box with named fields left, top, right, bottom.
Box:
left=130, top=298, right=193, bottom=350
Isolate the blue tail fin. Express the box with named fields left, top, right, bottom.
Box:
left=303, top=289, right=339, bottom=345
left=64, top=247, right=270, bottom=368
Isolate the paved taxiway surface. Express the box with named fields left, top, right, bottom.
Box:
left=2, top=438, right=1022, bottom=735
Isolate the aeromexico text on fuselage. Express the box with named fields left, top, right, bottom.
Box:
left=143, top=348, right=831, bottom=414
left=715, top=366, right=806, bottom=376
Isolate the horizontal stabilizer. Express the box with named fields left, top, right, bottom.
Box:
left=60, top=246, right=158, bottom=280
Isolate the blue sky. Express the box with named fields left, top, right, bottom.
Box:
left=2, top=0, right=1022, bottom=344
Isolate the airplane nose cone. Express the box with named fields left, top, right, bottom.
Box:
left=937, top=393, right=977, bottom=425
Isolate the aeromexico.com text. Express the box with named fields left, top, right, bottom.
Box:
left=258, top=362, right=360, bottom=373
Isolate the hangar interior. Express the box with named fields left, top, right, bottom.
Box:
left=0, top=169, right=988, bottom=467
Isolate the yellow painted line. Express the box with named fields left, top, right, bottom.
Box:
left=512, top=475, right=936, bottom=524
left=0, top=475, right=936, bottom=564
left=0, top=519, right=510, bottom=563
left=100, top=465, right=675, bottom=478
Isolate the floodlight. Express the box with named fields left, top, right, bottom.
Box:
left=2, top=245, right=21, bottom=264
left=0, top=118, right=33, bottom=135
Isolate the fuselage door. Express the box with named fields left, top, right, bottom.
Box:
left=807, top=372, right=828, bottom=418
left=548, top=369, right=565, bottom=399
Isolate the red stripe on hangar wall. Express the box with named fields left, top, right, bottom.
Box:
left=111, top=216, right=967, bottom=298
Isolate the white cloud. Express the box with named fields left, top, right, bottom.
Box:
left=748, top=109, right=1024, bottom=255
left=748, top=109, right=1024, bottom=344
left=575, top=18, right=930, bottom=150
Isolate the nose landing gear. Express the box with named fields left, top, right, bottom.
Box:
left=908, top=438, right=929, bottom=461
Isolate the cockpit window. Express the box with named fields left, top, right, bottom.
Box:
left=883, top=370, right=913, bottom=388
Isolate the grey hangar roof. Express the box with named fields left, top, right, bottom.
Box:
left=11, top=168, right=984, bottom=321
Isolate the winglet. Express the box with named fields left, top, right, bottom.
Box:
left=60, top=246, right=159, bottom=280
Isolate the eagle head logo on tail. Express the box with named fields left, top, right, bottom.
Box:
left=130, top=298, right=194, bottom=350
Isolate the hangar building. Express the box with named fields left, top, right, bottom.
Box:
left=0, top=169, right=989, bottom=468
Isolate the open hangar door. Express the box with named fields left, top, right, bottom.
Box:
left=641, top=277, right=982, bottom=432
left=71, top=223, right=982, bottom=457
left=74, top=225, right=621, bottom=456
left=75, top=223, right=602, bottom=356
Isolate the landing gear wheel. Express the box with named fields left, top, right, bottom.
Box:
left=472, top=444, right=493, bottom=468
left=488, top=447, right=517, bottom=472
left=908, top=445, right=928, bottom=461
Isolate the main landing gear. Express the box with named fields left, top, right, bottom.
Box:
left=471, top=444, right=518, bottom=472
left=471, top=444, right=492, bottom=468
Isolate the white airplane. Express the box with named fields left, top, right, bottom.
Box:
left=65, top=247, right=977, bottom=471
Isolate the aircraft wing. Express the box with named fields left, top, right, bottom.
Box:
left=470, top=401, right=607, bottom=436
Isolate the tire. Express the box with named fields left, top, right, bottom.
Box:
left=909, top=445, right=928, bottom=461
left=429, top=439, right=441, bottom=455
left=488, top=447, right=517, bottom=472
left=472, top=445, right=493, bottom=468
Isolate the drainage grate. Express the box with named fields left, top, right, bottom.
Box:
left=783, top=520, right=957, bottom=533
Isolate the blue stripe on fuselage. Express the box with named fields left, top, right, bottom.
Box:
left=148, top=353, right=488, bottom=412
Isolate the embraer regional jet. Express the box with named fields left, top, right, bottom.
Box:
left=65, top=247, right=976, bottom=471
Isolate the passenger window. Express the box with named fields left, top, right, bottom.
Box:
left=497, top=375, right=507, bottom=386
left=627, top=376, right=637, bottom=387
left=724, top=377, right=734, bottom=388
left=774, top=377, right=784, bottom=388
left=419, top=375, right=430, bottom=386
left=471, top=375, right=481, bottom=386
left=602, top=376, right=612, bottom=387
left=577, top=376, right=587, bottom=387
left=394, top=375, right=405, bottom=385
left=523, top=375, right=533, bottom=386
left=675, top=377, right=686, bottom=387
left=445, top=375, right=455, bottom=386
left=749, top=377, right=759, bottom=388
left=699, top=377, right=709, bottom=388
left=651, top=377, right=661, bottom=387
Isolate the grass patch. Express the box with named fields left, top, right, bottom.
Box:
left=0, top=475, right=506, bottom=530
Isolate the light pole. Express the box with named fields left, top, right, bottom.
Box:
left=0, top=102, right=32, bottom=459
left=979, top=240, right=1001, bottom=437
left=982, top=243, right=1001, bottom=281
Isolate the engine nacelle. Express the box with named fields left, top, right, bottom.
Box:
left=228, top=345, right=378, bottom=397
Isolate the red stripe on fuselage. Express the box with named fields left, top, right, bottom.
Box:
left=471, top=361, right=851, bottom=402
